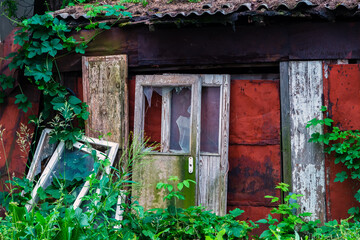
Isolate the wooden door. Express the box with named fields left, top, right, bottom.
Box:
left=133, top=74, right=230, bottom=215
left=82, top=55, right=128, bottom=147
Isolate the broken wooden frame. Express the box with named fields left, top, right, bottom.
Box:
left=26, top=128, right=57, bottom=182
left=26, top=131, right=120, bottom=216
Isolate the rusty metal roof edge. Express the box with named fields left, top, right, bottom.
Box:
left=52, top=1, right=360, bottom=22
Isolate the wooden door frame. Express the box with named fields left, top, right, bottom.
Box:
left=133, top=74, right=230, bottom=215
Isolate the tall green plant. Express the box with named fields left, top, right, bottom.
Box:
left=257, top=183, right=319, bottom=239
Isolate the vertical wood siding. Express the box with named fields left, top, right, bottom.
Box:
left=288, top=61, right=326, bottom=222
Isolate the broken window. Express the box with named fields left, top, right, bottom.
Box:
left=26, top=129, right=119, bottom=214
left=142, top=86, right=192, bottom=153
left=200, top=87, right=221, bottom=154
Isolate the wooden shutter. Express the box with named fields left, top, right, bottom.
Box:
left=82, top=55, right=128, bottom=148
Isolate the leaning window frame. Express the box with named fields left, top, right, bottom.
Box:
left=26, top=133, right=119, bottom=212
left=26, top=128, right=57, bottom=182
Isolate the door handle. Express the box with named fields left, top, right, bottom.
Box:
left=188, top=157, right=194, bottom=174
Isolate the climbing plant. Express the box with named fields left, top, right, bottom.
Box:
left=307, top=106, right=360, bottom=218
left=0, top=2, right=131, bottom=147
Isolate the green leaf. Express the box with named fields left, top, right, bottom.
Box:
left=177, top=182, right=183, bottom=191
left=68, top=95, right=82, bottom=105
left=0, top=74, right=14, bottom=90
left=75, top=43, right=87, bottom=54
left=229, top=208, right=244, bottom=218
left=320, top=106, right=327, bottom=112
left=334, top=171, right=348, bottom=183
left=99, top=22, right=111, bottom=29
left=324, top=118, right=334, bottom=126
left=256, top=219, right=268, bottom=224
left=355, top=190, right=360, bottom=202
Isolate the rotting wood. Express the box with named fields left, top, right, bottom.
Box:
left=133, top=74, right=229, bottom=215
left=280, top=62, right=292, bottom=191
left=288, top=61, right=326, bottom=222
left=133, top=74, right=201, bottom=210
left=82, top=55, right=128, bottom=150
left=197, top=75, right=230, bottom=216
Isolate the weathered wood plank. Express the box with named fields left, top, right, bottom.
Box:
left=161, top=91, right=171, bottom=152
left=82, top=55, right=128, bottom=148
left=280, top=62, right=292, bottom=191
left=197, top=75, right=230, bottom=216
left=219, top=75, right=230, bottom=216
left=288, top=61, right=326, bottom=222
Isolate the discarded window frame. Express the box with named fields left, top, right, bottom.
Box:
left=26, top=128, right=58, bottom=182
left=26, top=131, right=120, bottom=214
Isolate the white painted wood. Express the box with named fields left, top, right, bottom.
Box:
left=26, top=128, right=54, bottom=181
left=288, top=61, right=326, bottom=222
left=27, top=137, right=119, bottom=211
left=115, top=190, right=126, bottom=229
left=27, top=141, right=65, bottom=211
left=161, top=90, right=171, bottom=152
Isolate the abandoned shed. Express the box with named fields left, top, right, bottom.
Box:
left=1, top=0, right=360, bottom=224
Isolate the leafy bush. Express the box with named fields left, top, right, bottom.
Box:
left=257, top=183, right=319, bottom=240
left=0, top=138, right=255, bottom=240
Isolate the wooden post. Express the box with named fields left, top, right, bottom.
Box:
left=282, top=61, right=326, bottom=222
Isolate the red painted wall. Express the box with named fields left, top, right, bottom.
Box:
left=324, top=64, right=360, bottom=220
left=227, top=79, right=281, bottom=233
left=0, top=29, right=40, bottom=192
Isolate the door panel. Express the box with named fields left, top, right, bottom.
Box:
left=133, top=74, right=230, bottom=215
left=82, top=55, right=128, bottom=147
left=133, top=75, right=200, bottom=209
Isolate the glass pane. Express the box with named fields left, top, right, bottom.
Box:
left=144, top=87, right=162, bottom=151
left=201, top=87, right=220, bottom=153
left=43, top=148, right=95, bottom=205
left=170, top=87, right=192, bottom=153
left=34, top=134, right=57, bottom=179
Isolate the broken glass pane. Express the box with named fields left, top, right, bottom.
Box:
left=143, top=87, right=162, bottom=150
left=42, top=148, right=95, bottom=205
left=201, top=87, right=220, bottom=153
left=33, top=134, right=57, bottom=178
left=170, top=87, right=192, bottom=153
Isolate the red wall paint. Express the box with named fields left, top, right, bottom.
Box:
left=227, top=79, right=281, bottom=233
left=324, top=64, right=360, bottom=220
left=0, top=29, right=40, bottom=192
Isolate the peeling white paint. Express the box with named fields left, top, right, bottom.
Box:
left=289, top=61, right=326, bottom=222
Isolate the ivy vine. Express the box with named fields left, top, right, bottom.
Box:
left=0, top=2, right=132, bottom=148
left=307, top=106, right=360, bottom=218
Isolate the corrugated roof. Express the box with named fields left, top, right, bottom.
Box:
left=52, top=0, right=360, bottom=22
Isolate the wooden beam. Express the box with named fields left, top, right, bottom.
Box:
left=280, top=62, right=292, bottom=191
left=288, top=61, right=326, bottom=222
